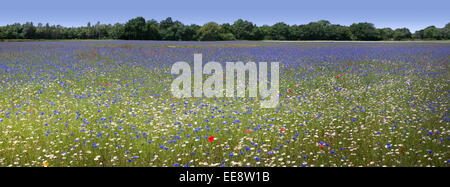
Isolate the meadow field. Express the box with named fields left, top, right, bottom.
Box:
left=0, top=41, right=448, bottom=167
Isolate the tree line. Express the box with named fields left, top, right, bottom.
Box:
left=0, top=17, right=449, bottom=41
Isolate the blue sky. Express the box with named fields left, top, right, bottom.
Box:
left=1, top=0, right=448, bottom=32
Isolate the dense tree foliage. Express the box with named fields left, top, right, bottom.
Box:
left=393, top=28, right=412, bottom=40
left=196, top=22, right=223, bottom=41
left=349, top=22, right=380, bottom=40
left=377, top=28, right=394, bottom=40
left=0, top=17, right=448, bottom=41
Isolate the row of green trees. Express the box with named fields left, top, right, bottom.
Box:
left=1, top=17, right=449, bottom=41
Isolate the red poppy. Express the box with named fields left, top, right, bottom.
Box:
left=208, top=136, right=214, bottom=143
left=280, top=129, right=285, bottom=132
left=289, top=90, right=293, bottom=94
left=320, top=145, right=324, bottom=148
left=336, top=75, right=340, bottom=79
left=245, top=129, right=250, bottom=134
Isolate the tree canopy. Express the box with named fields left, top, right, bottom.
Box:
left=0, top=17, right=448, bottom=41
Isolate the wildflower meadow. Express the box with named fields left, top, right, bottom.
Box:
left=0, top=41, right=448, bottom=167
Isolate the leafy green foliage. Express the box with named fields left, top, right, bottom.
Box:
left=196, top=22, right=223, bottom=41
left=349, top=22, right=380, bottom=41
left=0, top=17, right=448, bottom=41
left=393, top=28, right=412, bottom=40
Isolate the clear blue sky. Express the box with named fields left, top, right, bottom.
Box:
left=1, top=0, right=448, bottom=32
